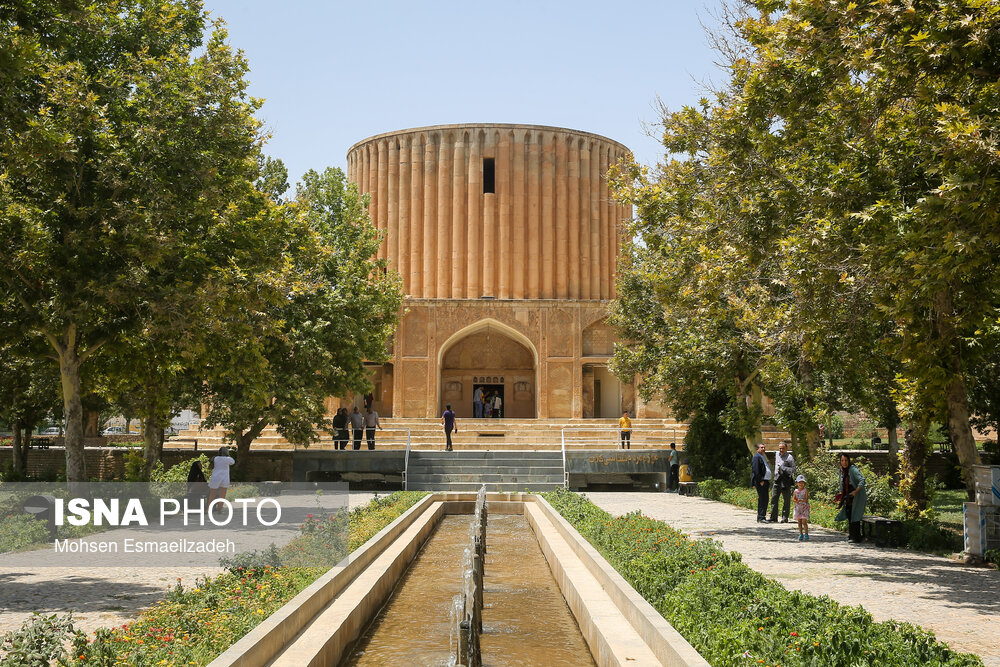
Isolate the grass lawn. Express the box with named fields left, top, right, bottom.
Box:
left=932, top=488, right=968, bottom=530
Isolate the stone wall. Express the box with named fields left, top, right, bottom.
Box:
left=0, top=447, right=294, bottom=482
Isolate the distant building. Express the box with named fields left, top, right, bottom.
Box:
left=338, top=124, right=669, bottom=420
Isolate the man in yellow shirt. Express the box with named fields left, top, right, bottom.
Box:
left=619, top=411, right=632, bottom=449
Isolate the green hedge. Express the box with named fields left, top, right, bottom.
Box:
left=542, top=489, right=981, bottom=667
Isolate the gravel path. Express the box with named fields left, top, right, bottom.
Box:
left=586, top=491, right=1000, bottom=667
left=0, top=492, right=377, bottom=637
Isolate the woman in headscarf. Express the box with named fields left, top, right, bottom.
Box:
left=835, top=453, right=867, bottom=543
left=186, top=459, right=208, bottom=503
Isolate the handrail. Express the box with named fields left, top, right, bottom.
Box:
left=560, top=426, right=679, bottom=450
left=403, top=428, right=411, bottom=490
left=561, top=430, right=568, bottom=488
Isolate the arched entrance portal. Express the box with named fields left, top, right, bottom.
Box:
left=439, top=322, right=537, bottom=418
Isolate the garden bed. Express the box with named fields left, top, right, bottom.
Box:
left=542, top=489, right=982, bottom=667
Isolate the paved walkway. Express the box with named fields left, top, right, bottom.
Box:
left=586, top=492, right=1000, bottom=667
left=0, top=492, right=377, bottom=637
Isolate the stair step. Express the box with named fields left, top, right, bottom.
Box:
left=406, top=482, right=563, bottom=492
left=407, top=474, right=564, bottom=484
left=409, top=463, right=563, bottom=475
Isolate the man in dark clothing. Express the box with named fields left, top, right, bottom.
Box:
left=751, top=443, right=772, bottom=522
left=667, top=442, right=680, bottom=491
left=768, top=441, right=796, bottom=522
left=441, top=404, right=457, bottom=451
left=332, top=408, right=349, bottom=450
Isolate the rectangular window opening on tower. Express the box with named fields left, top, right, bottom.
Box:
left=483, top=157, right=495, bottom=194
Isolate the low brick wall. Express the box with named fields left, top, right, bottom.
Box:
left=0, top=446, right=294, bottom=481
left=830, top=449, right=996, bottom=485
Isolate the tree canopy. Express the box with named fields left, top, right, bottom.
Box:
left=1, top=2, right=402, bottom=481
left=612, top=0, right=1000, bottom=500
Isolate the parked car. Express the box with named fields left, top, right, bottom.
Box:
left=101, top=426, right=126, bottom=436
left=39, top=427, right=61, bottom=436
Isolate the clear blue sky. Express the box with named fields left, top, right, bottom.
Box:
left=202, top=1, right=726, bottom=187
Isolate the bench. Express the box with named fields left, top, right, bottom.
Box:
left=861, top=515, right=903, bottom=548
left=677, top=482, right=698, bottom=496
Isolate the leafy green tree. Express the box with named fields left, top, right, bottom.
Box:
left=0, top=333, right=60, bottom=477
left=614, top=1, right=998, bottom=502
left=681, top=389, right=750, bottom=484
left=200, top=167, right=402, bottom=472
left=0, top=1, right=276, bottom=480
left=734, top=0, right=999, bottom=494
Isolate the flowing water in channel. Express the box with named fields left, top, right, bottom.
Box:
left=341, top=513, right=595, bottom=666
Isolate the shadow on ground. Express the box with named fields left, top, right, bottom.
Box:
left=0, top=571, right=171, bottom=616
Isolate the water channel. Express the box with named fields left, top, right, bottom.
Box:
left=341, top=514, right=595, bottom=666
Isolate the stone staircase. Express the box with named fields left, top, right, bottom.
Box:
left=404, top=450, right=565, bottom=492
left=175, top=417, right=789, bottom=452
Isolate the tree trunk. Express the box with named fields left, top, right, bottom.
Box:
left=932, top=287, right=982, bottom=498
left=57, top=341, right=87, bottom=482
left=887, top=420, right=900, bottom=480
left=20, top=421, right=33, bottom=476
left=735, top=373, right=764, bottom=453
left=11, top=418, right=23, bottom=477
left=797, top=357, right=821, bottom=461
left=142, top=412, right=164, bottom=480
left=805, top=426, right=822, bottom=460
left=233, top=417, right=268, bottom=480
left=944, top=374, right=982, bottom=499
left=901, top=419, right=931, bottom=515
left=749, top=382, right=764, bottom=447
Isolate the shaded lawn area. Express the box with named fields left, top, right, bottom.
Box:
left=932, top=489, right=968, bottom=530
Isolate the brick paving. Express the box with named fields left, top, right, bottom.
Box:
left=586, top=491, right=1000, bottom=667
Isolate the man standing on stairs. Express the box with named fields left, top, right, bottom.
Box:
left=473, top=385, right=483, bottom=418
left=364, top=407, right=382, bottom=450
left=619, top=411, right=631, bottom=449
left=442, top=403, right=457, bottom=451
left=350, top=406, right=365, bottom=450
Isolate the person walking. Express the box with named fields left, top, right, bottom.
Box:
left=473, top=386, right=483, bottom=418
left=334, top=407, right=351, bottom=450
left=835, top=453, right=867, bottom=543
left=350, top=406, right=365, bottom=450
left=364, top=407, right=382, bottom=450
left=619, top=410, right=632, bottom=449
left=208, top=446, right=236, bottom=508
left=186, top=460, right=208, bottom=504
left=768, top=441, right=796, bottom=522
left=793, top=474, right=810, bottom=541
left=484, top=391, right=492, bottom=418
left=492, top=392, right=502, bottom=418
left=667, top=442, right=680, bottom=491
left=751, top=443, right=772, bottom=523
left=442, top=403, right=457, bottom=451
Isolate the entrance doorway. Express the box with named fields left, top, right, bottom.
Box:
left=439, top=322, right=536, bottom=418
left=583, top=364, right=622, bottom=418
left=474, top=384, right=504, bottom=418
